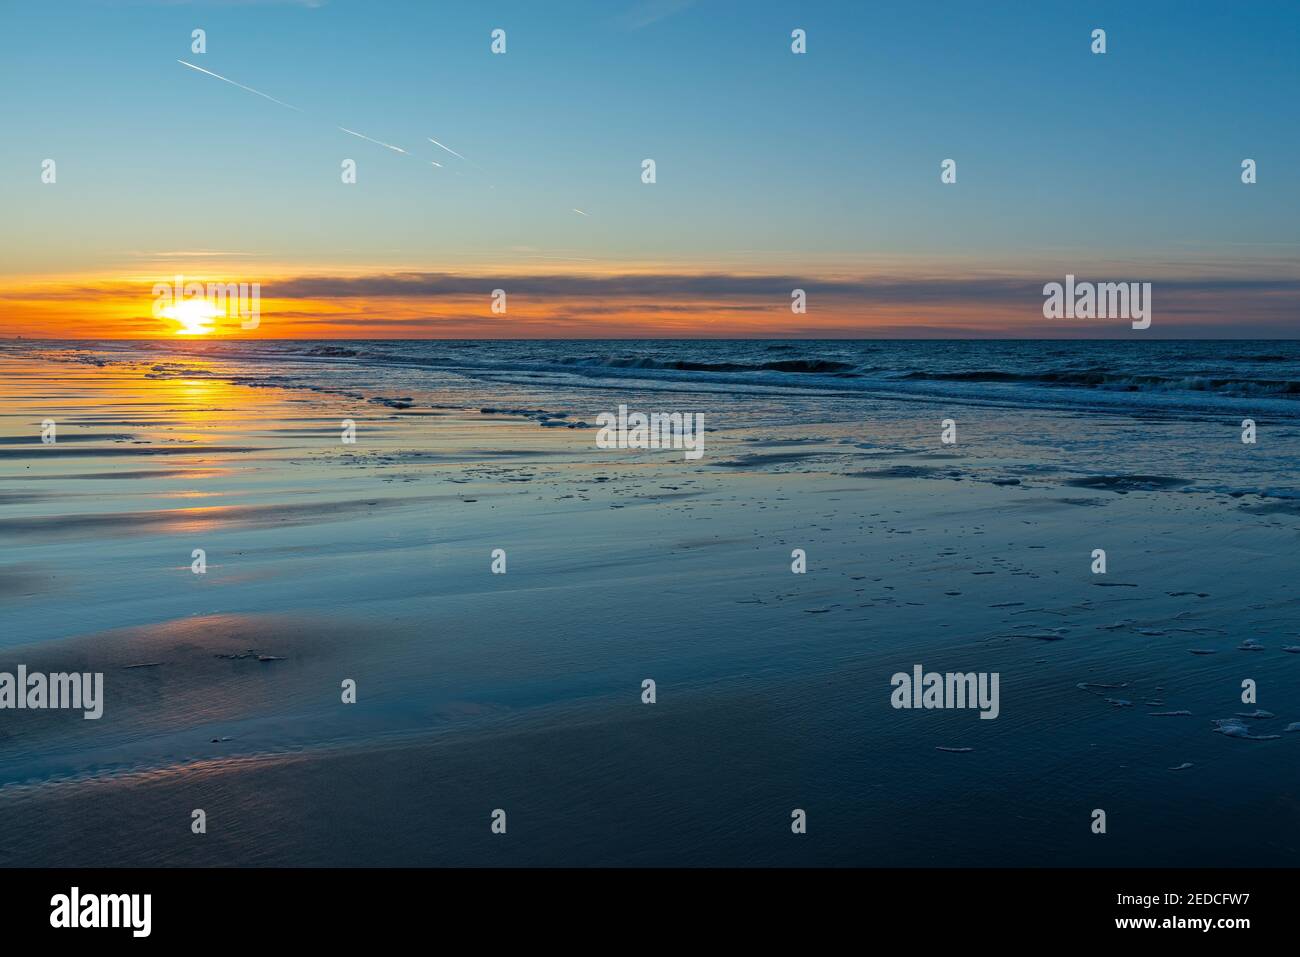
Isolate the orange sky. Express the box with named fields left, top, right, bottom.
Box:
left=2, top=260, right=1297, bottom=339
left=0, top=268, right=986, bottom=339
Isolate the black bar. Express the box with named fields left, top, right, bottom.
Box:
left=0, top=867, right=1286, bottom=942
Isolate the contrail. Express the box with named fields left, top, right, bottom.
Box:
left=338, top=127, right=408, bottom=154
left=427, top=136, right=472, bottom=164
left=177, top=59, right=441, bottom=168
left=572, top=208, right=589, bottom=217
left=176, top=59, right=303, bottom=112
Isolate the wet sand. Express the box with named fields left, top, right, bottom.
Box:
left=1, top=351, right=1298, bottom=866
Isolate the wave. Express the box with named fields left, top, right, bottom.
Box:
left=12, top=339, right=1300, bottom=422
left=298, top=345, right=362, bottom=358
left=556, top=355, right=857, bottom=374
left=896, top=368, right=1300, bottom=398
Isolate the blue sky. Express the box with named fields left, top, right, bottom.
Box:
left=1, top=0, right=1296, bottom=336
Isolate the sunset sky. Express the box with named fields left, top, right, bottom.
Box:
left=2, top=0, right=1296, bottom=338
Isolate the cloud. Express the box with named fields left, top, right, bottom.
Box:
left=260, top=270, right=1300, bottom=306
left=3, top=270, right=1297, bottom=338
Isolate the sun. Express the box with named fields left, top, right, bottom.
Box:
left=162, top=298, right=220, bottom=335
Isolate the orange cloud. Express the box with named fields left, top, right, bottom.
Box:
left=1, top=268, right=1296, bottom=339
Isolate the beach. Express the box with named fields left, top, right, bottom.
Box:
left=1, top=340, right=1298, bottom=866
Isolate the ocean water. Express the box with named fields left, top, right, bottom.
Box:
left=14, top=338, right=1300, bottom=419
left=11, top=338, right=1300, bottom=498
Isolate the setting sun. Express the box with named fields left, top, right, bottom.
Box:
left=162, top=298, right=220, bottom=335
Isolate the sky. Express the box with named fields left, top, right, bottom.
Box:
left=0, top=0, right=1296, bottom=338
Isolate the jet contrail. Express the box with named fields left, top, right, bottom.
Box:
left=427, top=137, right=473, bottom=164
left=176, top=59, right=303, bottom=112
left=177, top=59, right=447, bottom=170
left=430, top=160, right=443, bottom=168
left=338, top=127, right=408, bottom=154
left=572, top=208, right=589, bottom=217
